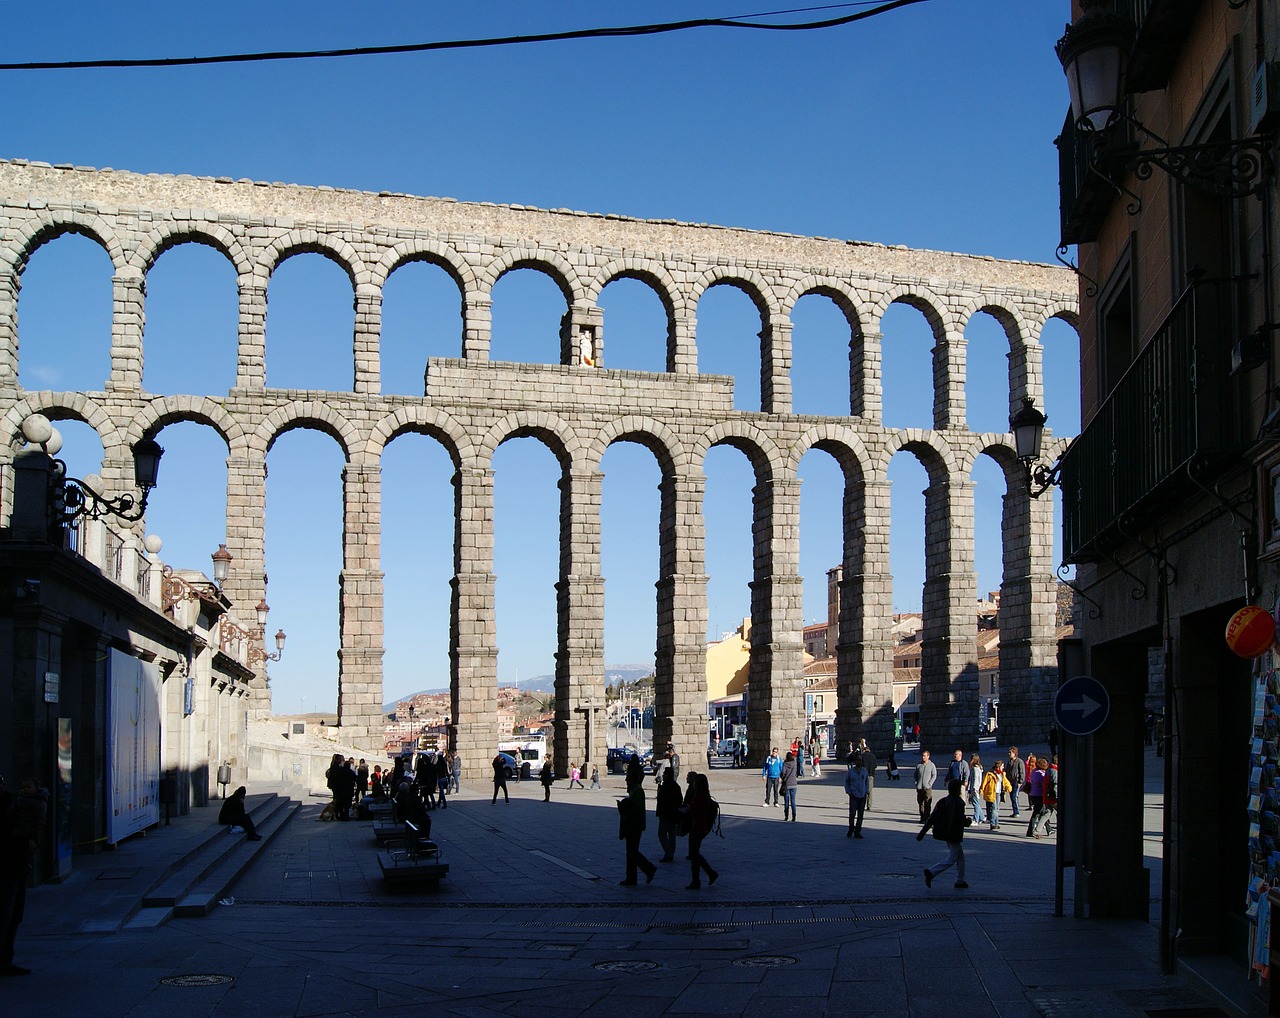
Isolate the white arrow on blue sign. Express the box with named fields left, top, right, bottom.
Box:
left=1054, top=675, right=1110, bottom=736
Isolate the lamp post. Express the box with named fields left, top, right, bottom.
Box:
left=1010, top=398, right=1061, bottom=499
left=162, top=545, right=234, bottom=612
left=1056, top=0, right=1271, bottom=204
left=21, top=413, right=164, bottom=526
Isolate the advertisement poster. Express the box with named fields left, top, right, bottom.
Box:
left=105, top=650, right=160, bottom=844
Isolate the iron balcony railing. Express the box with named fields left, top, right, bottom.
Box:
left=1057, top=111, right=1136, bottom=246
left=1061, top=278, right=1241, bottom=561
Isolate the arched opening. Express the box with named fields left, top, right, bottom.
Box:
left=1043, top=315, right=1081, bottom=576
left=381, top=432, right=457, bottom=702
left=797, top=445, right=845, bottom=754
left=144, top=420, right=230, bottom=576
left=493, top=436, right=562, bottom=693
left=489, top=268, right=568, bottom=366
left=697, top=284, right=763, bottom=412
left=791, top=293, right=854, bottom=416
left=266, top=254, right=354, bottom=392
left=880, top=301, right=938, bottom=431
left=597, top=276, right=668, bottom=373
left=18, top=233, right=113, bottom=392
left=263, top=428, right=345, bottom=715
left=964, top=309, right=1013, bottom=434
left=888, top=451, right=928, bottom=735
left=144, top=243, right=238, bottom=396
left=381, top=260, right=465, bottom=396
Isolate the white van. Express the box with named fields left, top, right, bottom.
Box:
left=498, top=739, right=548, bottom=778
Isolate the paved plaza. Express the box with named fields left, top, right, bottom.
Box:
left=3, top=748, right=1241, bottom=1017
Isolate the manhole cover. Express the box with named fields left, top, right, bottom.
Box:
left=671, top=925, right=726, bottom=936
left=594, top=961, right=661, bottom=974
left=159, top=974, right=235, bottom=987
left=734, top=955, right=797, bottom=968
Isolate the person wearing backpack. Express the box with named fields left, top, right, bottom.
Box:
left=655, top=768, right=684, bottom=863
left=1031, top=756, right=1058, bottom=838
left=686, top=772, right=719, bottom=889
left=917, top=778, right=971, bottom=889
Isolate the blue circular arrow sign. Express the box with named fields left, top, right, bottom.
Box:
left=1054, top=675, right=1110, bottom=737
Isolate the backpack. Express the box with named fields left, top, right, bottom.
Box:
left=705, top=797, right=722, bottom=838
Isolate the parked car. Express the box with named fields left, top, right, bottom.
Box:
left=716, top=738, right=740, bottom=758
left=606, top=747, right=630, bottom=774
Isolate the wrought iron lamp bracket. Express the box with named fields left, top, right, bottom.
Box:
left=51, top=464, right=150, bottom=525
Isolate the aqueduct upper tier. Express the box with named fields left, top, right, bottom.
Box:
left=0, top=159, right=1077, bottom=775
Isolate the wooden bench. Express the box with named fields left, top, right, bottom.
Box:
left=378, top=820, right=448, bottom=888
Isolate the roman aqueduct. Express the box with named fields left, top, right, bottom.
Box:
left=0, top=159, right=1077, bottom=777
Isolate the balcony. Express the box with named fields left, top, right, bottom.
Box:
left=1061, top=278, right=1243, bottom=562
left=1057, top=112, right=1137, bottom=246
left=1119, top=0, right=1204, bottom=94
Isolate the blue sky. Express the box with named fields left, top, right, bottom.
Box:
left=5, top=1, right=1081, bottom=711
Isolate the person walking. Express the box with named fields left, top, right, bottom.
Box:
left=1032, top=755, right=1059, bottom=838
left=844, top=754, right=869, bottom=838
left=655, top=768, right=683, bottom=863
left=761, top=747, right=783, bottom=807
left=860, top=741, right=877, bottom=811
left=979, top=760, right=1012, bottom=830
left=946, top=750, right=970, bottom=794
left=491, top=753, right=510, bottom=804
left=967, top=754, right=984, bottom=825
left=780, top=752, right=800, bottom=821
left=218, top=785, right=262, bottom=841
left=617, top=774, right=656, bottom=886
left=1006, top=747, right=1025, bottom=819
left=1025, top=756, right=1047, bottom=837
left=914, top=750, right=937, bottom=822
left=451, top=753, right=461, bottom=794
left=686, top=772, right=719, bottom=889
left=589, top=764, right=601, bottom=790
left=809, top=737, right=821, bottom=777
left=918, top=779, right=971, bottom=889
left=667, top=744, right=681, bottom=781
left=435, top=751, right=451, bottom=809
left=0, top=776, right=48, bottom=976
left=540, top=761, right=555, bottom=802
left=568, top=763, right=584, bottom=789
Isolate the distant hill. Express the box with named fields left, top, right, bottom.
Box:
left=383, top=664, right=653, bottom=712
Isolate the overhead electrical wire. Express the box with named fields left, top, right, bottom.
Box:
left=0, top=0, right=932, bottom=72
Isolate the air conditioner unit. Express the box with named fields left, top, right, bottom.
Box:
left=1250, top=62, right=1279, bottom=135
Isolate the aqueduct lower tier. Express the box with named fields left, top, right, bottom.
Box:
left=0, top=160, right=1077, bottom=776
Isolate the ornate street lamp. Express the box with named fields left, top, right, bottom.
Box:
left=1010, top=398, right=1060, bottom=498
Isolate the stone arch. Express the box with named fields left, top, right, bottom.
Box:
left=780, top=275, right=866, bottom=333
left=256, top=400, right=361, bottom=461
left=691, top=264, right=781, bottom=324
left=693, top=420, right=785, bottom=481
left=789, top=423, right=872, bottom=482
left=5, top=211, right=129, bottom=276
left=126, top=395, right=245, bottom=450
left=1035, top=298, right=1082, bottom=333
left=877, top=429, right=957, bottom=483
left=587, top=415, right=686, bottom=475
left=375, top=238, right=476, bottom=296
left=2, top=392, right=121, bottom=453
left=480, top=247, right=584, bottom=305
left=956, top=298, right=1030, bottom=351
left=866, top=283, right=951, bottom=338
left=258, top=229, right=368, bottom=288
left=137, top=221, right=253, bottom=279
left=367, top=405, right=471, bottom=468
left=480, top=409, right=582, bottom=470
left=587, top=257, right=685, bottom=317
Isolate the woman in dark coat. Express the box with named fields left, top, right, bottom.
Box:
left=218, top=786, right=261, bottom=841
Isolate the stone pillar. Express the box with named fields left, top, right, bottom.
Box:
left=919, top=476, right=980, bottom=752
left=853, top=329, right=882, bottom=422
left=107, top=269, right=145, bottom=393
left=236, top=279, right=268, bottom=389
left=224, top=452, right=269, bottom=719
left=998, top=482, right=1059, bottom=745
left=337, top=462, right=385, bottom=748
left=553, top=465, right=605, bottom=776
left=762, top=317, right=792, bottom=414
left=746, top=476, right=806, bottom=764
left=672, top=306, right=697, bottom=375
left=0, top=267, right=18, bottom=394
left=560, top=303, right=603, bottom=368
left=1010, top=335, right=1043, bottom=421
left=462, top=296, right=492, bottom=361
left=834, top=478, right=895, bottom=754
left=655, top=471, right=709, bottom=756
left=353, top=285, right=382, bottom=395
left=450, top=466, right=498, bottom=781
left=934, top=328, right=966, bottom=430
